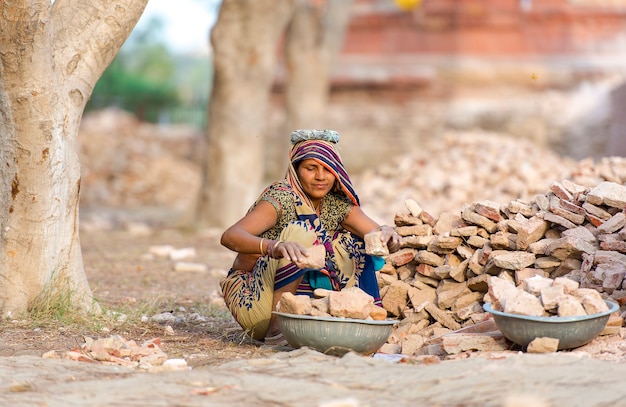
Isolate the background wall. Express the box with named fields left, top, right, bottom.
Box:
left=266, top=0, right=626, bottom=178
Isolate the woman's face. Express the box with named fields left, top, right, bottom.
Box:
left=296, top=159, right=336, bottom=204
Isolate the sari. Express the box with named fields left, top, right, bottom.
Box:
left=220, top=138, right=382, bottom=341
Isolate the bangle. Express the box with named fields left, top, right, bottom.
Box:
left=272, top=240, right=284, bottom=258
left=259, top=238, right=265, bottom=255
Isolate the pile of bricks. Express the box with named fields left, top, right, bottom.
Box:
left=378, top=179, right=626, bottom=356
left=78, top=108, right=202, bottom=213
left=355, top=131, right=580, bottom=223
left=355, top=131, right=626, bottom=225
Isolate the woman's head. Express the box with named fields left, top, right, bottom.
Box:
left=286, top=130, right=359, bottom=208
left=295, top=158, right=337, bottom=205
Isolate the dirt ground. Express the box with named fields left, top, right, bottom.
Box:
left=3, top=226, right=626, bottom=406
left=0, top=226, right=277, bottom=366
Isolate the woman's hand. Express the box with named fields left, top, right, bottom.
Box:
left=272, top=240, right=309, bottom=263
left=378, top=225, right=402, bottom=253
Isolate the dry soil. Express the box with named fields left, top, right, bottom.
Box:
left=2, top=227, right=626, bottom=407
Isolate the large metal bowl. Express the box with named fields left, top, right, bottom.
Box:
left=273, top=311, right=397, bottom=356
left=483, top=299, right=619, bottom=350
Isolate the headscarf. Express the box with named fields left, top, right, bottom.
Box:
left=285, top=134, right=360, bottom=211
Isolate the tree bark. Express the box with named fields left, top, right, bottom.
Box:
left=0, top=0, right=147, bottom=316
left=266, top=0, right=353, bottom=180
left=195, top=0, right=297, bottom=229
left=285, top=0, right=353, bottom=131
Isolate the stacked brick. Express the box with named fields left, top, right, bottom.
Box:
left=378, top=179, right=626, bottom=355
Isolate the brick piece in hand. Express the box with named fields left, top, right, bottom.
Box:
left=295, top=244, right=326, bottom=270
left=364, top=231, right=389, bottom=256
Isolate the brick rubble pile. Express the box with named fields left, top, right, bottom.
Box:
left=377, top=180, right=626, bottom=356
left=354, top=131, right=626, bottom=224
left=78, top=109, right=202, bottom=213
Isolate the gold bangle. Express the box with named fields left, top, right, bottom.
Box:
left=259, top=238, right=265, bottom=255
left=272, top=240, right=284, bottom=258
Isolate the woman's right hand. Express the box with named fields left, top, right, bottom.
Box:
left=273, top=240, right=308, bottom=264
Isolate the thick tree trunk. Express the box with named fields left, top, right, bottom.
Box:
left=196, top=0, right=297, bottom=229
left=0, top=0, right=147, bottom=316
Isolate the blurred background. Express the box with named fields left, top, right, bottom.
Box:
left=78, top=0, right=626, bottom=229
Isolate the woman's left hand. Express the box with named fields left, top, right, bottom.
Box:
left=378, top=225, right=402, bottom=253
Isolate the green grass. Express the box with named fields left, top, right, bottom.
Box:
left=11, top=280, right=232, bottom=338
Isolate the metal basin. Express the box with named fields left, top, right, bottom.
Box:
left=273, top=311, right=397, bottom=356
left=483, top=299, right=619, bottom=350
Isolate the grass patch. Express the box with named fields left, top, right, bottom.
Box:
left=188, top=301, right=232, bottom=321
left=27, top=281, right=89, bottom=326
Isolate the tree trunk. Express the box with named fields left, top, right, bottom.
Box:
left=195, top=0, right=297, bottom=229
left=266, top=0, right=353, bottom=179
left=0, top=0, right=147, bottom=316
left=285, top=0, right=353, bottom=130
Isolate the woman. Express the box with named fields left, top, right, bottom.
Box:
left=220, top=129, right=401, bottom=345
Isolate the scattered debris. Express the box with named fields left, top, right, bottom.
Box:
left=42, top=335, right=188, bottom=371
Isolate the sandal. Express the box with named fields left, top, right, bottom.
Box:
left=264, top=332, right=289, bottom=347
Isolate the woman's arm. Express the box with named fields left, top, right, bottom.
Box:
left=220, top=200, right=280, bottom=255
left=341, top=206, right=402, bottom=253
left=222, top=199, right=310, bottom=263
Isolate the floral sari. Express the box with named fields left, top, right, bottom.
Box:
left=220, top=139, right=381, bottom=340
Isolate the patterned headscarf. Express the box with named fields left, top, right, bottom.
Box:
left=286, top=134, right=360, bottom=210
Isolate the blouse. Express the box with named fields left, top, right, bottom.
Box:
left=257, top=183, right=353, bottom=240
